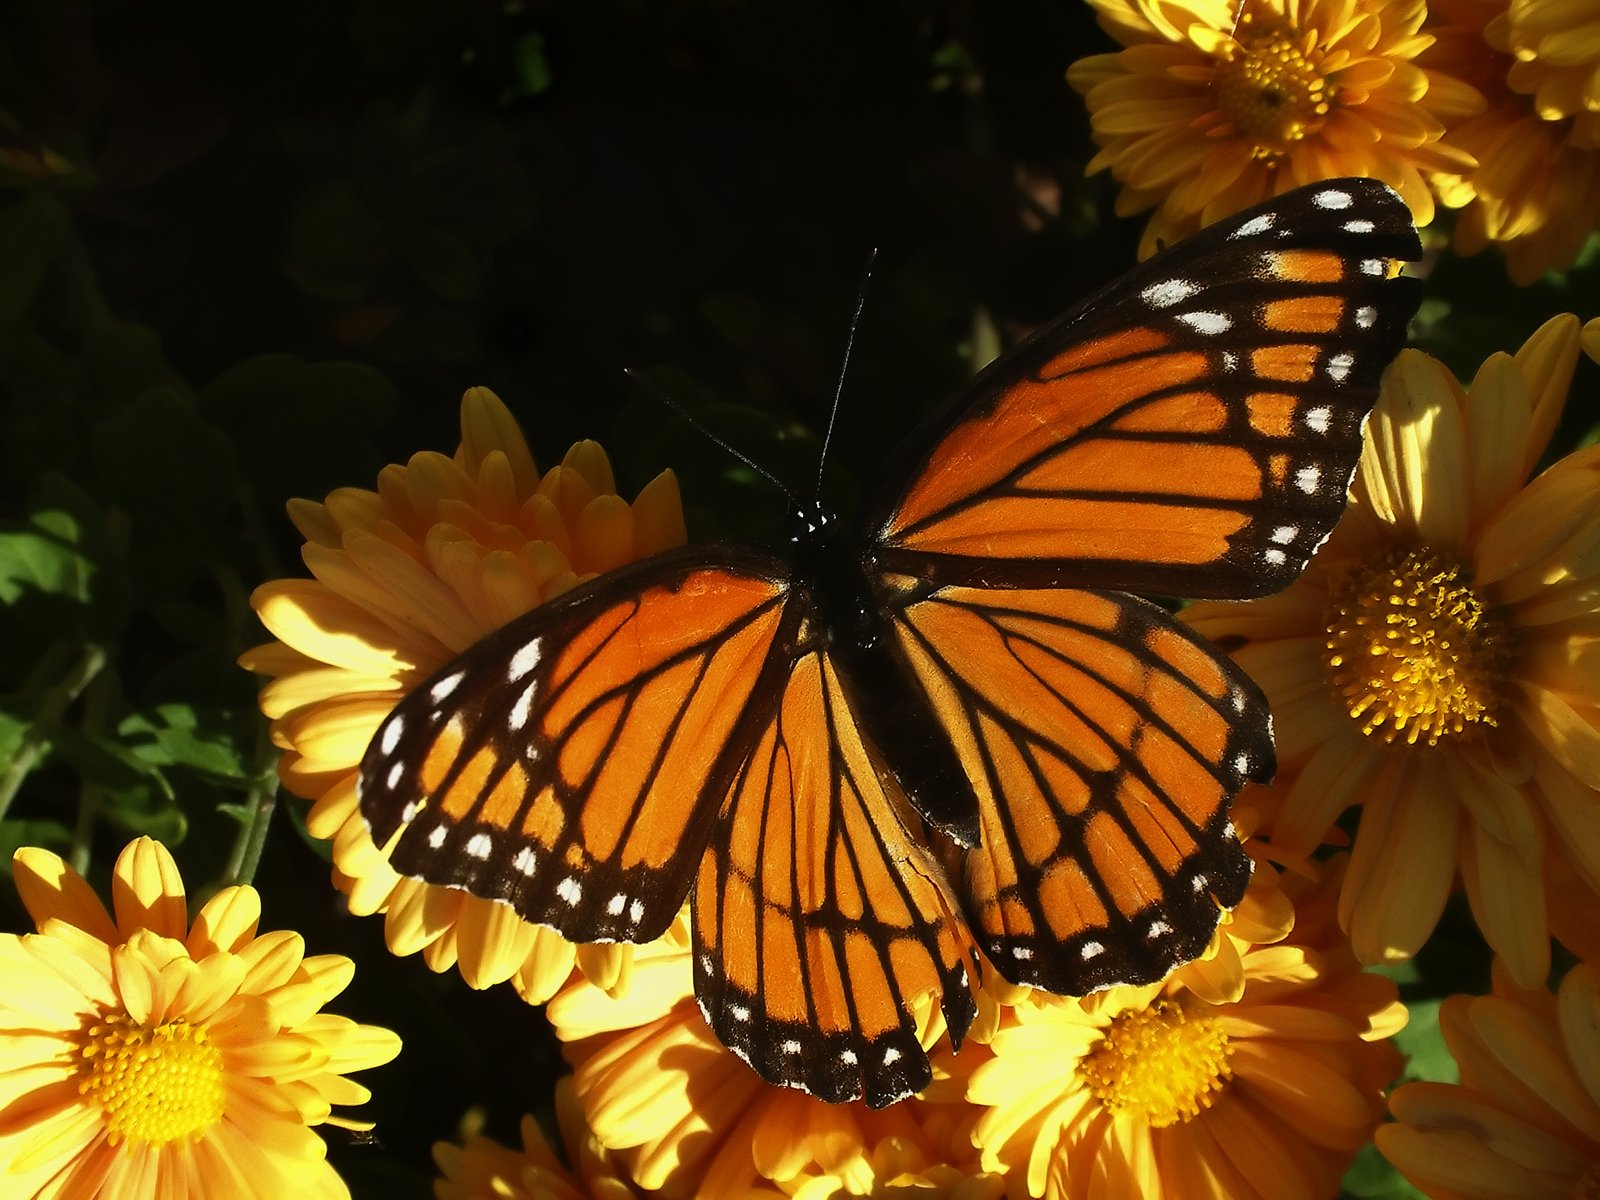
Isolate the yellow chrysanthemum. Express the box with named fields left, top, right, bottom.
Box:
left=1424, top=0, right=1600, bottom=282
left=432, top=1079, right=641, bottom=1200
left=1378, top=960, right=1600, bottom=1198
left=0, top=838, right=400, bottom=1200
left=963, top=857, right=1402, bottom=1200
left=1184, top=314, right=1600, bottom=987
left=538, top=860, right=1289, bottom=1196
left=1066, top=0, right=1481, bottom=256
left=239, top=386, right=686, bottom=1003
left=543, top=912, right=1003, bottom=1198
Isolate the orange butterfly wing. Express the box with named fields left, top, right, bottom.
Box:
left=692, top=649, right=975, bottom=1107
left=361, top=546, right=795, bottom=943
left=867, top=177, right=1423, bottom=600
left=888, top=583, right=1266, bottom=991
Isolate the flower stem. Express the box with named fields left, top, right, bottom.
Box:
left=0, top=641, right=109, bottom=823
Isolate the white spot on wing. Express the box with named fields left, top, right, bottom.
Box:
left=1315, top=188, right=1353, bottom=209
left=556, top=876, right=582, bottom=906
left=629, top=899, right=645, bottom=925
left=1271, top=524, right=1298, bottom=544
left=882, top=1046, right=902, bottom=1066
left=782, top=1040, right=802, bottom=1055
left=1264, top=547, right=1288, bottom=566
left=1177, top=311, right=1232, bottom=335
left=1192, top=873, right=1210, bottom=893
left=465, top=832, right=493, bottom=859
left=1361, top=258, right=1385, bottom=276
left=1234, top=751, right=1253, bottom=774
left=1305, top=405, right=1332, bottom=433
left=386, top=761, right=406, bottom=791
left=731, top=1004, right=750, bottom=1022
left=427, top=824, right=448, bottom=849
left=1080, top=941, right=1105, bottom=960
left=1327, top=352, right=1355, bottom=382
left=379, top=716, right=404, bottom=756
left=1221, top=350, right=1239, bottom=372
left=1343, top=218, right=1375, bottom=233
left=1355, top=306, right=1377, bottom=329
left=401, top=799, right=422, bottom=822
left=429, top=671, right=465, bottom=704
left=1231, top=213, right=1274, bottom=238
left=513, top=847, right=537, bottom=876
left=509, top=681, right=538, bottom=731
left=840, top=1049, right=858, bottom=1065
left=1142, top=279, right=1199, bottom=308
left=1295, top=465, right=1321, bottom=494
left=1012, top=946, right=1034, bottom=961
left=606, top=892, right=627, bottom=916
left=1148, top=920, right=1175, bottom=939
left=508, top=639, right=543, bottom=682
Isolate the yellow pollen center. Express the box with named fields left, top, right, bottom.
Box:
left=1081, top=1002, right=1232, bottom=1128
left=78, top=1012, right=225, bottom=1146
left=1324, top=548, right=1513, bottom=746
left=1216, top=8, right=1332, bottom=154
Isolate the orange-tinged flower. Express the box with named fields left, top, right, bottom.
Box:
left=240, top=386, right=686, bottom=1003
left=543, top=913, right=1004, bottom=1198
left=1067, top=0, right=1481, bottom=256
left=0, top=838, right=400, bottom=1200
left=1185, top=314, right=1600, bottom=987
left=1378, top=960, right=1600, bottom=1198
left=432, top=1079, right=642, bottom=1200
left=1424, top=0, right=1600, bottom=282
left=962, top=857, right=1401, bottom=1200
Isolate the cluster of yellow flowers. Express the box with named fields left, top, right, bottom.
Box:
left=1068, top=0, right=1600, bottom=281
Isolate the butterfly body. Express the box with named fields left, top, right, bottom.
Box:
left=359, top=178, right=1424, bottom=1107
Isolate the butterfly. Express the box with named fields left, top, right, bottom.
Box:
left=358, top=177, right=1422, bottom=1108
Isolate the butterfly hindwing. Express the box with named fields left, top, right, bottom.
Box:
left=359, top=545, right=796, bottom=944
left=692, top=649, right=977, bottom=1108
left=888, top=583, right=1266, bottom=992
left=869, top=177, right=1424, bottom=600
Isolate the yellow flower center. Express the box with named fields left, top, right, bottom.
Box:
left=1216, top=6, right=1332, bottom=155
left=78, top=1012, right=226, bottom=1146
left=1081, top=1002, right=1232, bottom=1128
left=1324, top=548, right=1513, bottom=746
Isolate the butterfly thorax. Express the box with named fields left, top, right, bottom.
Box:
left=785, top=498, right=982, bottom=845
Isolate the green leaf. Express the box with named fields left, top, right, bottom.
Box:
left=1393, top=998, right=1458, bottom=1085
left=400, top=229, right=482, bottom=302
left=1342, top=1141, right=1423, bottom=1199
left=200, top=353, right=395, bottom=505
left=119, top=704, right=251, bottom=786
left=0, top=474, right=124, bottom=641
left=0, top=194, right=65, bottom=321
left=508, top=31, right=552, bottom=98
left=91, top=388, right=238, bottom=543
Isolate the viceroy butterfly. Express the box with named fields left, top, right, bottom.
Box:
left=359, top=178, right=1422, bottom=1108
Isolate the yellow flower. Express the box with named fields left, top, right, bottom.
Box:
left=432, top=1079, right=641, bottom=1200
left=543, top=914, right=1000, bottom=1198
left=964, top=856, right=1401, bottom=1200
left=1184, top=314, right=1600, bottom=987
left=239, top=386, right=686, bottom=1002
left=1066, top=0, right=1481, bottom=257
left=0, top=838, right=400, bottom=1200
left=1378, top=960, right=1600, bottom=1198
left=1424, top=0, right=1600, bottom=282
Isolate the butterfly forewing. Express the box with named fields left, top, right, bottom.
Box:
left=888, top=583, right=1264, bottom=992
left=692, top=649, right=976, bottom=1108
left=359, top=546, right=796, bottom=944
left=868, top=178, right=1424, bottom=600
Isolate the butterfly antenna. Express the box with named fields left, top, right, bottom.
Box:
left=621, top=367, right=794, bottom=503
left=814, top=247, right=877, bottom=499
